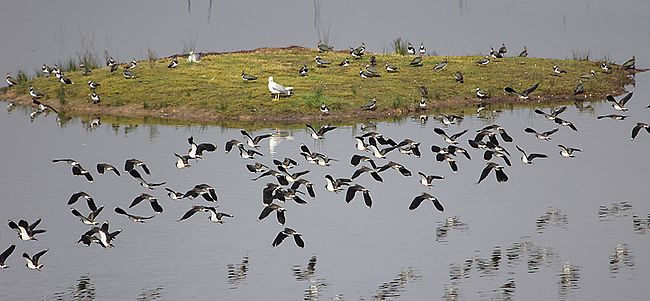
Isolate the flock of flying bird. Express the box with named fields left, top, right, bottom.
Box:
left=1, top=42, right=645, bottom=271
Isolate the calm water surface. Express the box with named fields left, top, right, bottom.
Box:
left=1, top=0, right=650, bottom=300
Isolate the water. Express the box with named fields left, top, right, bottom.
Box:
left=1, top=0, right=650, bottom=300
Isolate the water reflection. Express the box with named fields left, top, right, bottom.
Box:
left=136, top=286, right=164, bottom=301
left=449, top=259, right=473, bottom=282
left=558, top=263, right=580, bottom=300
left=435, top=216, right=468, bottom=242
left=598, top=201, right=633, bottom=220
left=442, top=284, right=461, bottom=301
left=292, top=255, right=330, bottom=301
left=536, top=208, right=569, bottom=233
left=494, top=278, right=516, bottom=301
left=474, top=246, right=502, bottom=277
left=227, top=255, right=250, bottom=289
left=505, top=238, right=557, bottom=273
left=364, top=267, right=421, bottom=300
left=632, top=214, right=650, bottom=234
left=609, top=244, right=634, bottom=276
left=49, top=275, right=96, bottom=301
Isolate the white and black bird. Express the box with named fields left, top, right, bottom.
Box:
left=477, top=162, right=509, bottom=184
left=339, top=58, right=350, bottom=67
left=125, top=158, right=150, bottom=175
left=187, top=136, right=217, bottom=158
left=258, top=203, right=286, bottom=225
left=165, top=188, right=185, bottom=200
left=574, top=81, right=584, bottom=95
left=306, top=124, right=337, bottom=139
left=324, top=175, right=352, bottom=193
left=320, top=104, right=330, bottom=115
left=409, top=192, right=444, bottom=211
left=476, top=56, right=490, bottom=66
left=272, top=228, right=304, bottom=248
left=178, top=206, right=232, bottom=224
left=434, top=128, right=468, bottom=144
left=87, top=80, right=100, bottom=90
left=67, top=191, right=98, bottom=211
left=299, top=65, right=309, bottom=76
left=476, top=88, right=489, bottom=99
left=317, top=40, right=333, bottom=52
left=272, top=157, right=298, bottom=170
left=59, top=75, right=73, bottom=85
left=597, top=114, right=628, bottom=120
left=580, top=70, right=595, bottom=80
left=454, top=70, right=464, bottom=83
left=558, top=144, right=582, bottom=158
left=621, top=56, right=635, bottom=70
left=552, top=65, right=567, bottom=76
left=128, top=169, right=165, bottom=189
left=385, top=62, right=399, bottom=73
left=631, top=123, right=650, bottom=141
left=553, top=117, right=578, bottom=132
left=5, top=74, right=18, bottom=87
left=439, top=114, right=463, bottom=125
left=114, top=207, right=155, bottom=223
left=168, top=57, right=179, bottom=68
left=52, top=159, right=93, bottom=182
left=377, top=161, right=412, bottom=177
left=407, top=43, right=416, bottom=55
left=433, top=59, right=448, bottom=71
left=122, top=68, right=136, bottom=79
left=534, top=106, right=567, bottom=121
left=0, top=245, right=16, bottom=269
left=498, top=43, right=507, bottom=56
left=367, top=138, right=398, bottom=159
left=89, top=92, right=100, bottom=104
left=224, top=139, right=243, bottom=153
left=268, top=76, right=293, bottom=100
left=361, top=98, right=377, bottom=110
left=490, top=47, right=503, bottom=59
left=419, top=43, right=427, bottom=55
left=129, top=193, right=164, bottom=213
left=174, top=153, right=192, bottom=169
left=184, top=184, right=219, bottom=202
left=518, top=46, right=528, bottom=57
left=127, top=59, right=137, bottom=69
left=359, top=68, right=374, bottom=79
left=239, top=130, right=272, bottom=148
left=78, top=221, right=121, bottom=248
left=606, top=92, right=633, bottom=112
left=418, top=172, right=444, bottom=188
left=237, top=144, right=264, bottom=159
left=23, top=249, right=48, bottom=271
left=504, top=83, right=539, bottom=99
left=515, top=145, right=548, bottom=164
left=29, top=86, right=45, bottom=98
left=315, top=56, right=331, bottom=67
left=409, top=56, right=423, bottom=67
left=351, top=166, right=383, bottom=182
left=8, top=219, right=46, bottom=241
left=241, top=69, right=257, bottom=82
left=345, top=184, right=373, bottom=208
left=524, top=127, right=559, bottom=141
left=70, top=206, right=104, bottom=225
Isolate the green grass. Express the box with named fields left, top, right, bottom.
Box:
left=2, top=46, right=633, bottom=124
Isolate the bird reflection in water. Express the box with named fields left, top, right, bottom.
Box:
left=632, top=214, right=650, bottom=234
left=292, top=255, right=330, bottom=301
left=136, top=286, right=163, bottom=301
left=536, top=208, right=568, bottom=233
left=435, top=216, right=468, bottom=242
left=609, top=243, right=634, bottom=276
left=598, top=201, right=633, bottom=220
left=268, top=129, right=293, bottom=155
left=442, top=284, right=461, bottom=301
left=227, top=256, right=250, bottom=289
left=505, top=239, right=557, bottom=273
left=50, top=275, right=96, bottom=300
left=487, top=278, right=515, bottom=301
left=367, top=267, right=421, bottom=300
left=558, top=262, right=580, bottom=300
left=448, top=259, right=473, bottom=282
left=474, top=246, right=502, bottom=277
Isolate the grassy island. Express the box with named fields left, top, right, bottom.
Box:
left=1, top=46, right=636, bottom=125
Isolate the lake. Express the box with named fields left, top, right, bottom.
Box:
left=1, top=0, right=650, bottom=300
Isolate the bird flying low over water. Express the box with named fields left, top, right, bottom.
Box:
left=125, top=159, right=150, bottom=175
left=96, top=163, right=120, bottom=176
left=184, top=184, right=219, bottom=202
left=70, top=206, right=104, bottom=225
left=477, top=162, right=509, bottom=184
left=272, top=228, right=304, bottom=248
left=52, top=159, right=93, bottom=182
left=417, top=172, right=444, bottom=188
left=596, top=114, right=628, bottom=120
left=631, top=123, right=650, bottom=141
left=187, top=136, right=217, bottom=159
left=129, top=193, right=164, bottom=213
left=409, top=192, right=444, bottom=212
left=128, top=169, right=165, bottom=190
left=534, top=106, right=567, bottom=121
left=23, top=249, right=48, bottom=271
left=434, top=128, right=468, bottom=144
left=0, top=245, right=16, bottom=269
left=504, top=83, right=539, bottom=99
left=345, top=184, right=373, bottom=208
left=558, top=144, right=582, bottom=158
left=515, top=145, right=548, bottom=164
left=606, top=92, right=633, bottom=112
left=258, top=203, right=286, bottom=225
left=306, top=124, right=337, bottom=139
left=178, top=206, right=232, bottom=224
left=8, top=219, right=46, bottom=241
left=524, top=127, right=559, bottom=141
left=114, top=207, right=155, bottom=223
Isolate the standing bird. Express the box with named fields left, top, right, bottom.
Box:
left=407, top=43, right=416, bottom=55
left=476, top=88, right=489, bottom=99
left=454, top=71, right=464, bottom=83
left=339, top=58, right=350, bottom=67
left=558, top=144, right=582, bottom=158
left=552, top=65, right=567, bottom=76
left=515, top=145, right=548, bottom=164
left=621, top=56, right=635, bottom=70
left=299, top=65, right=309, bottom=76
left=6, top=74, right=18, bottom=87
left=0, top=245, right=16, bottom=269
left=477, top=162, right=509, bottom=184
left=23, top=249, right=48, bottom=271
left=476, top=56, right=490, bottom=66
left=268, top=77, right=293, bottom=100
left=89, top=92, right=100, bottom=104
left=409, top=192, right=444, bottom=212
left=498, top=43, right=507, bottom=56
left=574, top=81, right=584, bottom=95
left=29, top=86, right=45, bottom=98
left=315, top=56, right=331, bottom=67
left=385, top=62, right=399, bottom=73
left=409, top=56, right=423, bottom=67
left=631, top=123, right=650, bottom=141
left=167, top=57, right=179, bottom=68
left=518, top=46, right=528, bottom=57
left=419, top=43, right=427, bottom=55
left=361, top=98, right=377, bottom=110
left=272, top=228, right=305, bottom=248
left=317, top=40, right=333, bottom=52
left=241, top=70, right=257, bottom=82
left=320, top=104, right=330, bottom=115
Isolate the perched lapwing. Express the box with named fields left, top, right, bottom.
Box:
left=258, top=203, right=286, bottom=225
left=23, top=249, right=48, bottom=271
left=178, top=205, right=232, bottom=224
left=59, top=75, right=73, bottom=85
left=454, top=70, right=464, bottom=83
left=580, top=70, right=595, bottom=80
left=597, top=114, right=628, bottom=120
left=433, top=59, right=448, bottom=70
left=515, top=145, right=547, bottom=164
left=237, top=144, right=264, bottom=159
left=418, top=172, right=444, bottom=188
left=268, top=76, right=293, bottom=100
left=109, top=63, right=119, bottom=73
left=0, top=245, right=16, bottom=269
left=299, top=65, right=309, bottom=76
left=554, top=116, right=578, bottom=131
left=407, top=43, right=416, bottom=55
left=606, top=92, right=633, bottom=112
left=621, top=56, right=635, bottom=70
left=409, top=192, right=444, bottom=212
left=498, top=43, right=507, bottom=56
left=87, top=80, right=100, bottom=90
left=476, top=56, right=490, bottom=66
left=558, top=144, right=582, bottom=158
left=128, top=169, right=165, bottom=190
left=477, top=162, right=509, bottom=184
left=106, top=57, right=115, bottom=67
left=272, top=228, right=304, bottom=248
left=434, top=128, right=468, bottom=144
left=518, top=46, right=528, bottom=57
left=8, top=219, right=46, bottom=241
left=385, top=62, right=399, bottom=73
left=338, top=58, right=350, bottom=67
left=419, top=43, right=427, bottom=55
left=552, top=65, right=566, bottom=76
left=631, top=123, right=650, bottom=140
left=127, top=59, right=137, bottom=69
left=317, top=40, right=333, bottom=52
left=123, top=68, right=136, bottom=79
left=418, top=98, right=427, bottom=110
left=89, top=92, right=100, bottom=104
left=306, top=124, right=337, bottom=139
left=130, top=193, right=164, bottom=213
left=241, top=130, right=272, bottom=148
left=410, top=56, right=423, bottom=67
left=184, top=183, right=219, bottom=202
left=524, top=127, right=559, bottom=141
left=504, top=83, right=539, bottom=99
left=187, top=136, right=217, bottom=159
left=476, top=88, right=489, bottom=99
left=52, top=158, right=93, bottom=182
left=355, top=42, right=366, bottom=54
left=114, top=207, right=155, bottom=223
left=361, top=98, right=377, bottom=110
left=320, top=104, right=330, bottom=115
left=167, top=57, right=179, bottom=68
left=365, top=64, right=380, bottom=77
left=324, top=175, right=352, bottom=193
left=42, top=65, right=53, bottom=77
left=188, top=51, right=201, bottom=63
left=125, top=158, right=151, bottom=175
left=241, top=69, right=257, bottom=82
left=165, top=188, right=185, bottom=200
left=350, top=47, right=363, bottom=59
left=29, top=86, right=45, bottom=99
left=601, top=62, right=611, bottom=73
left=70, top=206, right=104, bottom=225
left=6, top=74, right=18, bottom=87
left=574, top=81, right=584, bottom=95
left=345, top=184, right=373, bottom=208
left=490, top=47, right=503, bottom=59
left=534, top=106, right=567, bottom=120
left=315, top=56, right=330, bottom=67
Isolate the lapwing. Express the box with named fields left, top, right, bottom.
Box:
left=123, top=68, right=136, bottom=79
left=476, top=56, right=490, bottom=66
left=306, top=124, right=337, bottom=139
left=361, top=98, right=377, bottom=110
left=129, top=193, right=164, bottom=213
left=477, top=162, right=508, bottom=183
left=631, top=123, right=650, bottom=140
left=178, top=205, right=232, bottom=224
left=114, top=207, right=155, bottom=223
left=237, top=144, right=264, bottom=159
left=407, top=43, right=416, bottom=55
left=385, top=62, right=399, bottom=73
left=580, top=70, right=595, bottom=80
left=23, top=249, right=48, bottom=271
left=434, top=128, right=468, bottom=144
left=558, top=144, right=582, bottom=158
left=524, top=127, right=559, bottom=141
left=476, top=88, right=489, bottom=99
left=597, top=114, right=628, bottom=120
left=317, top=40, right=333, bottom=52
left=606, top=92, right=633, bottom=112
left=621, top=56, right=635, bottom=70
left=8, top=219, right=46, bottom=241
left=518, top=46, right=528, bottom=57
left=410, top=56, right=423, bottom=67
left=504, top=83, right=539, bottom=99
left=184, top=183, right=219, bottom=202
left=454, top=71, right=464, bottom=83
left=6, top=74, right=18, bottom=87
left=433, top=59, right=448, bottom=70
left=167, top=57, right=179, bottom=68
left=0, top=245, right=16, bottom=269
left=272, top=228, right=305, bottom=248
left=419, top=43, right=427, bottom=55
left=90, top=92, right=100, bottom=104
left=515, top=145, right=548, bottom=164
left=338, top=58, right=350, bottom=67
left=258, top=203, right=286, bottom=225
left=241, top=70, right=257, bottom=82
left=490, top=47, right=503, bottom=59
left=128, top=169, right=165, bottom=190
left=324, top=175, right=352, bottom=193
left=70, top=206, right=104, bottom=225
left=299, top=65, right=309, bottom=76
left=409, top=192, right=444, bottom=211
left=552, top=65, right=566, bottom=76
left=187, top=136, right=217, bottom=158
left=574, top=81, right=584, bottom=95
left=240, top=130, right=272, bottom=148
left=345, top=184, right=373, bottom=208
left=418, top=172, right=444, bottom=188
left=320, top=104, right=330, bottom=115
left=498, top=43, right=507, bottom=56
left=315, top=56, right=330, bottom=67
left=29, top=86, right=45, bottom=98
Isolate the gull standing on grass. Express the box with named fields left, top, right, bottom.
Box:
left=268, top=77, right=293, bottom=100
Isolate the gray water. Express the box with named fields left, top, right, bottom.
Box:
left=1, top=0, right=650, bottom=300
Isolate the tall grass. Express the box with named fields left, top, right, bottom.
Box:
left=571, top=50, right=591, bottom=61
left=393, top=37, right=409, bottom=55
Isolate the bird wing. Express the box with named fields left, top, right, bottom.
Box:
left=522, top=83, right=539, bottom=96
left=619, top=92, right=633, bottom=106
left=0, top=245, right=16, bottom=264
left=451, top=129, right=468, bottom=140
left=196, top=143, right=217, bottom=155
left=433, top=128, right=449, bottom=138
left=150, top=200, right=164, bottom=213
left=362, top=191, right=372, bottom=208
left=631, top=124, right=643, bottom=140
left=272, top=231, right=289, bottom=247
left=130, top=195, right=146, bottom=208
left=33, top=249, right=48, bottom=263
left=178, top=207, right=200, bottom=221
left=293, top=234, right=305, bottom=248
left=345, top=186, right=359, bottom=203
left=409, top=194, right=426, bottom=210
left=477, top=163, right=495, bottom=184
